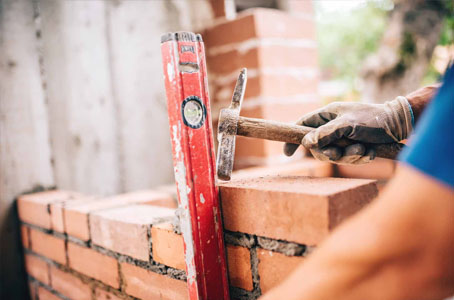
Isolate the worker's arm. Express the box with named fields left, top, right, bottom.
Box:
left=284, top=84, right=439, bottom=164
left=259, top=165, right=454, bottom=300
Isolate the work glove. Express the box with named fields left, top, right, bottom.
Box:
left=284, top=96, right=413, bottom=164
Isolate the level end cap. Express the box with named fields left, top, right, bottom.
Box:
left=161, top=32, right=203, bottom=43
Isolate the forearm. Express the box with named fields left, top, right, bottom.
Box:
left=406, top=84, right=440, bottom=122
left=260, top=166, right=454, bottom=300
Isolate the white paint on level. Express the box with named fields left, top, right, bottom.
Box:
left=200, top=193, right=205, bottom=204
left=172, top=122, right=196, bottom=286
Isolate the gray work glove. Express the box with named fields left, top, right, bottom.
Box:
left=284, top=96, right=413, bottom=164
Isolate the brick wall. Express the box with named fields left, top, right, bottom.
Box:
left=18, top=175, right=377, bottom=300
left=204, top=7, right=320, bottom=169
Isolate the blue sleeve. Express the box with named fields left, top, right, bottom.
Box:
left=399, top=65, right=454, bottom=189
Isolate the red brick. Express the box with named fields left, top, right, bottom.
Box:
left=213, top=75, right=319, bottom=103
left=231, top=158, right=333, bottom=180
left=90, top=204, right=174, bottom=260
left=24, top=254, right=50, bottom=284
left=204, top=8, right=315, bottom=48
left=67, top=243, right=119, bottom=288
left=64, top=190, right=173, bottom=241
left=17, top=190, right=78, bottom=229
left=204, top=13, right=256, bottom=48
left=94, top=288, right=124, bottom=300
left=37, top=287, right=61, bottom=300
left=50, top=266, right=91, bottom=300
left=208, top=46, right=317, bottom=76
left=121, top=262, right=188, bottom=300
left=336, top=158, right=396, bottom=180
left=257, top=249, right=304, bottom=293
left=29, top=281, right=37, bottom=300
left=227, top=245, right=253, bottom=291
left=21, top=225, right=30, bottom=248
left=151, top=223, right=185, bottom=270
left=29, top=228, right=66, bottom=264
left=50, top=196, right=93, bottom=233
left=220, top=176, right=377, bottom=245
left=254, top=9, right=316, bottom=40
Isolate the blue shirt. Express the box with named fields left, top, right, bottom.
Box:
left=399, top=65, right=454, bottom=189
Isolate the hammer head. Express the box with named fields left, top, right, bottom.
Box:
left=216, top=68, right=247, bottom=181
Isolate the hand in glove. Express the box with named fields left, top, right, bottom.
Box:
left=284, top=96, right=413, bottom=164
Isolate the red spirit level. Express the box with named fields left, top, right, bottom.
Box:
left=161, top=32, right=230, bottom=300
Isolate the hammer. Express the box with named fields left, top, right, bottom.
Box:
left=216, top=69, right=405, bottom=181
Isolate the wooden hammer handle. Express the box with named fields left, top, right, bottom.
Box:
left=236, top=116, right=405, bottom=160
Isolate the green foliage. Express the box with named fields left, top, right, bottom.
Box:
left=316, top=2, right=388, bottom=86
left=439, top=2, right=454, bottom=46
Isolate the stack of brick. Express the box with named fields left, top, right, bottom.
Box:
left=19, top=175, right=377, bottom=299
left=204, top=6, right=320, bottom=168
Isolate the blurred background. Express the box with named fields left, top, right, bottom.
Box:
left=1, top=0, right=453, bottom=298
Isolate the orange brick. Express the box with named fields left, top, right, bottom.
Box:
left=204, top=8, right=315, bottom=48
left=208, top=46, right=317, bottom=77
left=50, top=196, right=93, bottom=233
left=25, top=254, right=49, bottom=285
left=17, top=190, right=78, bottom=229
left=214, top=75, right=319, bottom=103
left=204, top=13, right=256, bottom=48
left=64, top=190, right=173, bottom=241
left=254, top=8, right=316, bottom=40
left=94, top=288, right=124, bottom=300
left=151, top=223, right=185, bottom=270
left=220, top=176, right=377, bottom=245
left=50, top=266, right=91, bottom=300
left=227, top=245, right=253, bottom=291
left=67, top=243, right=119, bottom=288
left=29, top=228, right=66, bottom=264
left=90, top=204, right=174, bottom=260
left=121, top=263, right=188, bottom=300
left=257, top=249, right=304, bottom=293
left=336, top=158, right=396, bottom=180
left=37, top=287, right=60, bottom=300
left=29, top=281, right=37, bottom=300
left=231, top=159, right=333, bottom=180
left=21, top=225, right=30, bottom=249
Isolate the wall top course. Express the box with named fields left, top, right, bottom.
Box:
left=90, top=204, right=175, bottom=225
left=219, top=175, right=376, bottom=197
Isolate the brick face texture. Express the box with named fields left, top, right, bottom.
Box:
left=18, top=173, right=377, bottom=299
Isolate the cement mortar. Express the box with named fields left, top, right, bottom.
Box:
left=257, top=236, right=306, bottom=256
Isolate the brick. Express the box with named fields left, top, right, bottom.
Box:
left=29, top=281, right=37, bottom=300
left=257, top=249, right=304, bottom=293
left=24, top=254, right=49, bottom=285
left=204, top=8, right=315, bottom=48
left=64, top=190, right=173, bottom=241
left=151, top=223, right=185, bottom=270
left=17, top=190, right=78, bottom=229
left=37, top=287, right=61, bottom=300
left=336, top=158, right=396, bottom=180
left=67, top=242, right=119, bottom=288
left=29, top=228, right=66, bottom=264
left=213, top=75, right=319, bottom=103
left=121, top=262, right=188, bottom=300
left=21, top=225, right=30, bottom=249
left=94, top=288, right=124, bottom=300
left=220, top=176, right=377, bottom=245
left=90, top=204, right=174, bottom=260
left=226, top=245, right=253, bottom=291
left=208, top=46, right=317, bottom=76
left=231, top=158, right=333, bottom=181
left=50, top=196, right=93, bottom=233
left=50, top=266, right=91, bottom=300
